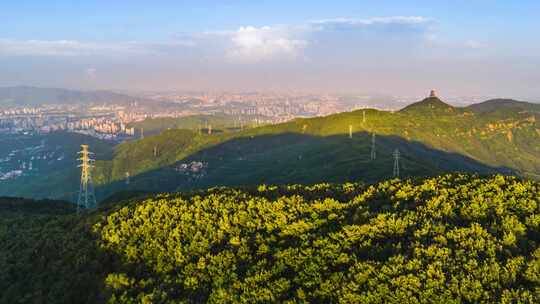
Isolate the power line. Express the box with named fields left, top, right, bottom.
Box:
left=77, top=144, right=96, bottom=212
left=393, top=149, right=400, bottom=178
left=370, top=133, right=376, bottom=160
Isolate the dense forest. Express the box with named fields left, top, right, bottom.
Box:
left=2, top=174, right=540, bottom=303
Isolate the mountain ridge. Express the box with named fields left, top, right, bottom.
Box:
left=1, top=93, right=539, bottom=201
left=0, top=86, right=150, bottom=106
left=84, top=93, right=538, bottom=200
left=466, top=98, right=540, bottom=114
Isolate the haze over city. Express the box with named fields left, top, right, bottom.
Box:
left=1, top=0, right=539, bottom=98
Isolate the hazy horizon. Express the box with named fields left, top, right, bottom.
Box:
left=2, top=1, right=539, bottom=97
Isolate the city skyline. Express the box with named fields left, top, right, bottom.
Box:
left=1, top=1, right=540, bottom=97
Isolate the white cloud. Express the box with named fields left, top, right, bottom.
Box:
left=464, top=40, right=487, bottom=49
left=311, top=16, right=431, bottom=27
left=85, top=68, right=97, bottom=79
left=0, top=39, right=195, bottom=57
left=220, top=17, right=431, bottom=63
left=0, top=39, right=142, bottom=56
left=0, top=16, right=433, bottom=63
left=226, top=26, right=307, bottom=63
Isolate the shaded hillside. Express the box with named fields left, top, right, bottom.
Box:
left=3, top=174, right=540, bottom=303
left=3, top=95, right=539, bottom=201
left=90, top=95, right=539, bottom=198
left=0, top=197, right=74, bottom=217
left=92, top=131, right=511, bottom=199
left=0, top=132, right=115, bottom=201
left=0, top=197, right=107, bottom=303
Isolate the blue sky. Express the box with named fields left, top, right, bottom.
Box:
left=1, top=1, right=539, bottom=97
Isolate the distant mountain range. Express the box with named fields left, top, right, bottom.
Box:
left=0, top=86, right=149, bottom=106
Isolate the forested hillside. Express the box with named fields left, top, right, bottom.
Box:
left=127, top=114, right=251, bottom=137
left=91, top=97, right=539, bottom=198
left=1, top=97, right=539, bottom=202
left=2, top=174, right=540, bottom=303
left=467, top=99, right=540, bottom=114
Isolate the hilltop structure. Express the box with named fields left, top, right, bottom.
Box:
left=400, top=90, right=455, bottom=113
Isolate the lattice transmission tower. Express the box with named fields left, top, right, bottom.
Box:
left=393, top=149, right=400, bottom=178
left=77, top=144, right=96, bottom=212
left=370, top=133, right=376, bottom=160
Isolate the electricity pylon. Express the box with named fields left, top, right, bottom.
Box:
left=77, top=145, right=96, bottom=212
left=370, top=133, right=376, bottom=160
left=393, top=149, right=400, bottom=178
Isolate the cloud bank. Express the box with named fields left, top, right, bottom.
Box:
left=226, top=26, right=307, bottom=63
left=1, top=16, right=537, bottom=97
left=0, top=16, right=433, bottom=61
